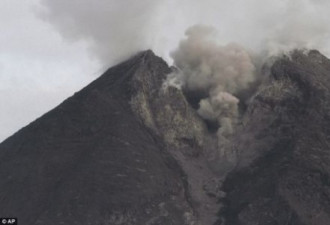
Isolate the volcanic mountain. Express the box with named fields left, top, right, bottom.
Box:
left=0, top=50, right=217, bottom=225
left=1, top=49, right=330, bottom=225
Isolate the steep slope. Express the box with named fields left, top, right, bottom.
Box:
left=220, top=50, right=330, bottom=225
left=128, top=54, right=223, bottom=225
left=5, top=48, right=330, bottom=225
left=0, top=51, right=208, bottom=225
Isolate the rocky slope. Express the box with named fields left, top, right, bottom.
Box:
left=0, top=50, right=222, bottom=225
left=219, top=50, right=330, bottom=225
left=2, top=49, right=330, bottom=225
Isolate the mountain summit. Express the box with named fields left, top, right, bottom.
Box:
left=0, top=50, right=217, bottom=225
left=1, top=50, right=330, bottom=225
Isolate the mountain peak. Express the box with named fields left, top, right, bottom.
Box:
left=0, top=50, right=213, bottom=225
left=138, top=49, right=156, bottom=58
left=2, top=49, right=330, bottom=225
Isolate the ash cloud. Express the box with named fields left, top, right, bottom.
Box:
left=37, top=0, right=330, bottom=167
left=38, top=0, right=330, bottom=65
left=38, top=0, right=163, bottom=65
left=171, top=25, right=256, bottom=139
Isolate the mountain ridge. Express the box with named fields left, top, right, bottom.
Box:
left=220, top=49, right=330, bottom=225
left=2, top=49, right=330, bottom=225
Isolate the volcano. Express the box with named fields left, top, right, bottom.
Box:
left=1, top=50, right=330, bottom=225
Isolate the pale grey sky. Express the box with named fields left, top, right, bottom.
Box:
left=1, top=0, right=330, bottom=142
left=0, top=0, right=100, bottom=141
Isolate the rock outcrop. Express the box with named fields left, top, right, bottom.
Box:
left=220, top=50, right=330, bottom=225
left=0, top=50, right=221, bottom=225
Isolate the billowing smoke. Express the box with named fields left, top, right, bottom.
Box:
left=38, top=0, right=330, bottom=65
left=38, top=0, right=163, bottom=64
left=198, top=93, right=239, bottom=135
left=37, top=0, right=330, bottom=165
left=171, top=25, right=256, bottom=139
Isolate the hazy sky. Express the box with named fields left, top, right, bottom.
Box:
left=1, top=0, right=330, bottom=142
left=0, top=0, right=100, bottom=141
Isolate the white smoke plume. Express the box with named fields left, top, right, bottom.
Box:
left=38, top=0, right=330, bottom=65
left=171, top=25, right=255, bottom=137
left=38, top=0, right=163, bottom=65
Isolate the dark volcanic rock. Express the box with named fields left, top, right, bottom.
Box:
left=0, top=50, right=225, bottom=225
left=220, top=50, right=330, bottom=225
left=0, top=51, right=202, bottom=225
left=4, top=48, right=330, bottom=225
